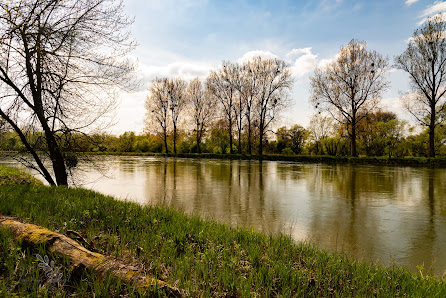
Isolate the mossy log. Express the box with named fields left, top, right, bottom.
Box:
left=0, top=215, right=181, bottom=296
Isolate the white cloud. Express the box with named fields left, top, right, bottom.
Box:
left=289, top=48, right=319, bottom=78
left=418, top=2, right=446, bottom=25
left=421, top=1, right=446, bottom=17
left=286, top=47, right=313, bottom=57
left=405, top=0, right=419, bottom=6
left=237, top=50, right=278, bottom=63
left=136, top=61, right=213, bottom=90
left=286, top=47, right=337, bottom=78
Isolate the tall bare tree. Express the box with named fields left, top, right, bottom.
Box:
left=145, top=78, right=170, bottom=153
left=310, top=39, right=389, bottom=156
left=254, top=57, right=293, bottom=155
left=187, top=78, right=216, bottom=153
left=167, top=78, right=187, bottom=154
left=145, top=78, right=187, bottom=154
left=234, top=59, right=261, bottom=155
left=0, top=0, right=135, bottom=185
left=206, top=62, right=237, bottom=154
left=395, top=14, right=446, bottom=157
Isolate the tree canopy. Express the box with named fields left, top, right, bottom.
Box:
left=0, top=0, right=135, bottom=185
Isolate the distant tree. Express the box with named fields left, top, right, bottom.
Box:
left=206, top=62, right=237, bottom=154
left=167, top=78, right=187, bottom=154
left=357, top=110, right=397, bottom=156
left=288, top=125, right=309, bottom=154
left=308, top=114, right=335, bottom=155
left=275, top=126, right=289, bottom=153
left=188, top=78, right=216, bottom=153
left=254, top=57, right=293, bottom=155
left=276, top=125, right=309, bottom=154
left=0, top=0, right=135, bottom=185
left=117, top=132, right=135, bottom=152
left=395, top=14, right=446, bottom=157
left=310, top=39, right=389, bottom=156
left=233, top=60, right=261, bottom=154
left=146, top=78, right=171, bottom=153
left=145, top=78, right=187, bottom=154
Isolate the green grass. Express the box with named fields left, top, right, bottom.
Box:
left=0, top=166, right=42, bottom=186
left=0, top=167, right=445, bottom=296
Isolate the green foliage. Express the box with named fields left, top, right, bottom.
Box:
left=275, top=125, right=309, bottom=154
left=281, top=147, right=294, bottom=155
left=117, top=131, right=136, bottom=152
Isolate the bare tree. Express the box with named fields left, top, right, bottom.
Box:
left=308, top=114, right=335, bottom=155
left=187, top=78, right=216, bottom=153
left=395, top=14, right=446, bottom=157
left=145, top=78, right=187, bottom=154
left=254, top=57, right=293, bottom=155
left=167, top=78, right=187, bottom=154
left=145, top=78, right=170, bottom=153
left=206, top=62, right=237, bottom=154
left=0, top=0, right=135, bottom=185
left=233, top=59, right=261, bottom=155
left=310, top=39, right=389, bottom=156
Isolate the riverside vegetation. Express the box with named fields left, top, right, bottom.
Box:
left=0, top=166, right=445, bottom=297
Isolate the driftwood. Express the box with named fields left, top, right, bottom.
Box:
left=0, top=215, right=181, bottom=296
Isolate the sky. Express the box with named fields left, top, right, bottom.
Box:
left=111, top=0, right=446, bottom=135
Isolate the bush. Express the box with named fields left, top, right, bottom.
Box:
left=281, top=147, right=294, bottom=155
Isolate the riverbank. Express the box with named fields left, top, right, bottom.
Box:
left=88, top=151, right=446, bottom=167
left=0, top=166, right=445, bottom=296
left=3, top=151, right=446, bottom=167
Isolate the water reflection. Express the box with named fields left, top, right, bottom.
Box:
left=2, top=156, right=446, bottom=275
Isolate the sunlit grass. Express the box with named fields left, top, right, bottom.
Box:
left=0, top=166, right=445, bottom=296
left=0, top=166, right=42, bottom=186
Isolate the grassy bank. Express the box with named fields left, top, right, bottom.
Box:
left=0, top=167, right=445, bottom=296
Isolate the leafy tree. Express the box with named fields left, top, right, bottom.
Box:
left=357, top=110, right=397, bottom=156
left=276, top=125, right=309, bottom=154
left=310, top=39, right=389, bottom=156
left=117, top=132, right=136, bottom=153
left=0, top=0, right=135, bottom=185
left=395, top=14, right=446, bottom=157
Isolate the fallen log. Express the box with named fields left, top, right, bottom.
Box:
left=0, top=215, right=182, bottom=296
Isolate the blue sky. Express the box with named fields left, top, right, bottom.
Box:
left=114, top=0, right=446, bottom=135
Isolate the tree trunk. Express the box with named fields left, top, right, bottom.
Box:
left=258, top=125, right=264, bottom=155
left=196, top=132, right=201, bottom=154
left=228, top=119, right=233, bottom=154
left=429, top=105, right=436, bottom=158
left=238, top=128, right=242, bottom=154
left=196, top=122, right=201, bottom=154
left=351, top=123, right=357, bottom=157
left=173, top=124, right=177, bottom=155
left=163, top=131, right=169, bottom=154
left=0, top=216, right=181, bottom=296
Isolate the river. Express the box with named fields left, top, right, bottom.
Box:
left=2, top=155, right=446, bottom=276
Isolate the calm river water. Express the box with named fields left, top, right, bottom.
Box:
left=2, top=155, right=446, bottom=276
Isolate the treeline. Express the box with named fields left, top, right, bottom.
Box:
left=2, top=109, right=445, bottom=157
left=145, top=57, right=293, bottom=156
